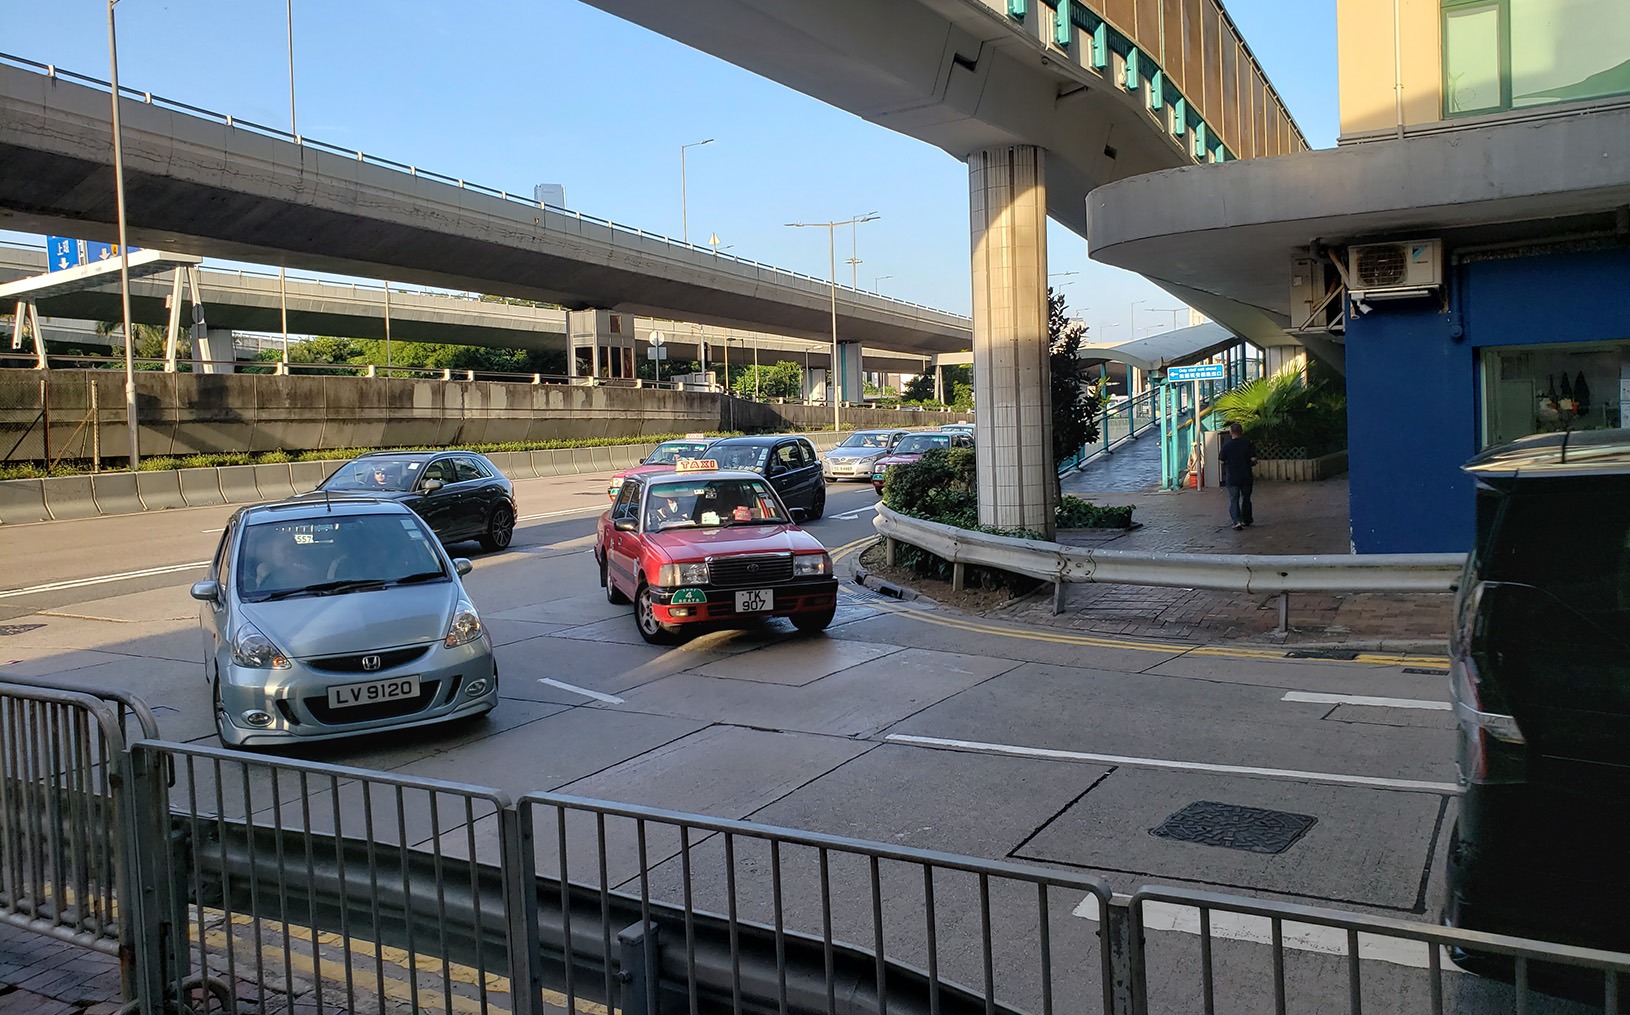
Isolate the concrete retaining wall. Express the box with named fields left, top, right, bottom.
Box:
left=0, top=371, right=968, bottom=463
left=1257, top=450, right=1349, bottom=482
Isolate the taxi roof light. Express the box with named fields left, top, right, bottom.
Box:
left=675, top=458, right=720, bottom=473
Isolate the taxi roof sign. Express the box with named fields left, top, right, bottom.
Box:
left=674, top=458, right=719, bottom=473
left=684, top=432, right=706, bottom=439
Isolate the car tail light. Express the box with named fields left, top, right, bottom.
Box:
left=1450, top=652, right=1526, bottom=786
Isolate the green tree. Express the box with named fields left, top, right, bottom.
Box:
left=730, top=360, right=804, bottom=399
left=1048, top=287, right=1102, bottom=493
left=95, top=321, right=191, bottom=368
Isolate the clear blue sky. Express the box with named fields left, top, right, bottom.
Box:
left=3, top=1, right=1337, bottom=344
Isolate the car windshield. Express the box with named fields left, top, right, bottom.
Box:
left=839, top=432, right=892, bottom=449
left=710, top=444, right=770, bottom=472
left=321, top=457, right=427, bottom=493
left=237, top=514, right=448, bottom=601
left=894, top=434, right=950, bottom=455
left=646, top=441, right=712, bottom=465
left=644, top=478, right=788, bottom=531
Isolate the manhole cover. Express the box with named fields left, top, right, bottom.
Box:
left=1150, top=801, right=1317, bottom=855
left=0, top=624, right=44, bottom=637
left=1285, top=649, right=1359, bottom=660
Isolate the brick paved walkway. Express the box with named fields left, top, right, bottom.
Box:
left=0, top=925, right=123, bottom=1014
left=994, top=436, right=1455, bottom=651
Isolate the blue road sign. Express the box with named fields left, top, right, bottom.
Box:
left=46, top=236, right=84, bottom=272
left=1166, top=363, right=1226, bottom=383
left=84, top=241, right=138, bottom=264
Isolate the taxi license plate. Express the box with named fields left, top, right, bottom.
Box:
left=328, top=675, right=421, bottom=710
left=734, top=589, right=774, bottom=613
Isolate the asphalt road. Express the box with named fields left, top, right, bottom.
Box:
left=0, top=469, right=1587, bottom=1013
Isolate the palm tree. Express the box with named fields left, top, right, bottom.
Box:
left=1213, top=369, right=1307, bottom=433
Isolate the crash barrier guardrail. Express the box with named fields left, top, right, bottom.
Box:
left=873, top=504, right=1466, bottom=630
left=1058, top=390, right=1160, bottom=476
left=0, top=431, right=878, bottom=525
left=2, top=678, right=1627, bottom=1014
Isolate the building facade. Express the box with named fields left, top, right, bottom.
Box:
left=1087, top=0, right=1630, bottom=552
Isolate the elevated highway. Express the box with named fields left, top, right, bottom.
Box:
left=0, top=246, right=946, bottom=373
left=0, top=56, right=971, bottom=359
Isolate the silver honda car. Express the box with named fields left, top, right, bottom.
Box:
left=191, top=499, right=498, bottom=747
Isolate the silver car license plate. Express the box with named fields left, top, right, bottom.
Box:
left=734, top=589, right=774, bottom=613
left=328, top=674, right=421, bottom=709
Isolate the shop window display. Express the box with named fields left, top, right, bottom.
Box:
left=1482, top=340, right=1628, bottom=448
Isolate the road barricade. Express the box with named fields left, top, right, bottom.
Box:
left=177, top=467, right=226, bottom=507
left=90, top=471, right=143, bottom=516
left=40, top=474, right=98, bottom=520
left=134, top=469, right=187, bottom=511
left=216, top=464, right=263, bottom=504
left=251, top=462, right=298, bottom=500
left=0, top=477, right=50, bottom=524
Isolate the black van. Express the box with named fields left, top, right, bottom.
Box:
left=1446, top=429, right=1630, bottom=963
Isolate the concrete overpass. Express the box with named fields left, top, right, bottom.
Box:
left=577, top=0, right=1306, bottom=534
left=0, top=56, right=971, bottom=366
left=0, top=245, right=950, bottom=375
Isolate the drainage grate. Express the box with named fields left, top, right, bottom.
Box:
left=1403, top=667, right=1449, bottom=676
left=1150, top=801, right=1317, bottom=855
left=1285, top=649, right=1359, bottom=661
left=0, top=624, right=44, bottom=637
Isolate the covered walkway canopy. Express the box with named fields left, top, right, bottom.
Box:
left=1078, top=322, right=1239, bottom=372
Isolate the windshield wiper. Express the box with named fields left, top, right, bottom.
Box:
left=389, top=570, right=447, bottom=585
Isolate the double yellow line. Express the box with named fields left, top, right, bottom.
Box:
left=829, top=535, right=1444, bottom=668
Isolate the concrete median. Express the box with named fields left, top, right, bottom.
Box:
left=135, top=471, right=187, bottom=511
left=90, top=472, right=144, bottom=517
left=40, top=475, right=99, bottom=521
left=289, top=461, right=332, bottom=494
left=217, top=465, right=263, bottom=505
left=252, top=463, right=298, bottom=500
left=568, top=448, right=596, bottom=474
left=529, top=450, right=561, bottom=477
left=0, top=478, right=50, bottom=525
left=178, top=469, right=226, bottom=507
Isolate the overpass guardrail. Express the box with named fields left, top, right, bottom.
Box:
left=1, top=676, right=1625, bottom=1015
left=873, top=504, right=1466, bottom=631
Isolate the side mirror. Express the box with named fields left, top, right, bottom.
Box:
left=614, top=518, right=638, bottom=532
left=453, top=558, right=473, bottom=576
left=422, top=479, right=444, bottom=494
left=789, top=507, right=808, bottom=524
left=189, top=580, right=221, bottom=603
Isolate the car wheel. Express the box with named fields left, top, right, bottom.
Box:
left=791, top=606, right=836, bottom=635
left=603, top=555, right=630, bottom=605
left=635, top=583, right=678, bottom=644
left=479, top=505, right=515, bottom=552
left=807, top=485, right=825, bottom=521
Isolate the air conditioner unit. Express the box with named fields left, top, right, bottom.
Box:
left=1348, top=239, right=1442, bottom=300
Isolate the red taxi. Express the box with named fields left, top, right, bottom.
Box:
left=870, top=430, right=975, bottom=494
left=595, top=460, right=838, bottom=643
left=606, top=435, right=717, bottom=499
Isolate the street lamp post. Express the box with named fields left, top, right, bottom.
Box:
left=786, top=213, right=879, bottom=431
left=279, top=0, right=296, bottom=367
left=679, top=138, right=713, bottom=244
left=874, top=274, right=893, bottom=292
left=107, top=0, right=139, bottom=470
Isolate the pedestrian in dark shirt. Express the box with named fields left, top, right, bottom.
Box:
left=1218, top=422, right=1256, bottom=530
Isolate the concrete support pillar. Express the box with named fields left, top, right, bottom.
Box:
left=194, top=328, right=235, bottom=374
left=836, top=340, right=864, bottom=404
left=969, top=145, right=1054, bottom=537
left=934, top=365, right=944, bottom=403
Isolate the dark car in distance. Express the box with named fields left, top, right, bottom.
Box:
left=306, top=451, right=518, bottom=551
left=1446, top=429, right=1630, bottom=980
left=703, top=435, right=826, bottom=520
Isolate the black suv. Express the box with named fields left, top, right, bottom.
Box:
left=704, top=435, right=826, bottom=520
left=306, top=451, right=518, bottom=551
left=1447, top=429, right=1630, bottom=966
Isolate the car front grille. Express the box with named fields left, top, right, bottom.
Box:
left=708, top=554, right=793, bottom=588
left=305, top=679, right=441, bottom=725
left=305, top=646, right=430, bottom=673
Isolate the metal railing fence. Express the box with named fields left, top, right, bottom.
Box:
left=1129, top=885, right=1630, bottom=1015
left=515, top=790, right=1119, bottom=1015
left=1058, top=390, right=1159, bottom=476
left=5, top=676, right=1630, bottom=1015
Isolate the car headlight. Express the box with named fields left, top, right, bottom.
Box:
left=657, top=562, right=710, bottom=586
left=231, top=623, right=291, bottom=669
left=792, top=553, right=832, bottom=577
left=444, top=600, right=483, bottom=648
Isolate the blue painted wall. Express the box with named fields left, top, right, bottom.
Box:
left=1346, top=247, right=1630, bottom=553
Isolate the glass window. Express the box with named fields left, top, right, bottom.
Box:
left=645, top=479, right=788, bottom=530
left=646, top=441, right=712, bottom=465
left=420, top=460, right=451, bottom=485
left=237, top=514, right=445, bottom=600
left=612, top=480, right=641, bottom=525
left=1480, top=339, right=1629, bottom=448
left=1511, top=0, right=1630, bottom=107
left=1444, top=2, right=1505, bottom=114
left=322, top=457, right=422, bottom=493
left=453, top=457, right=489, bottom=483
